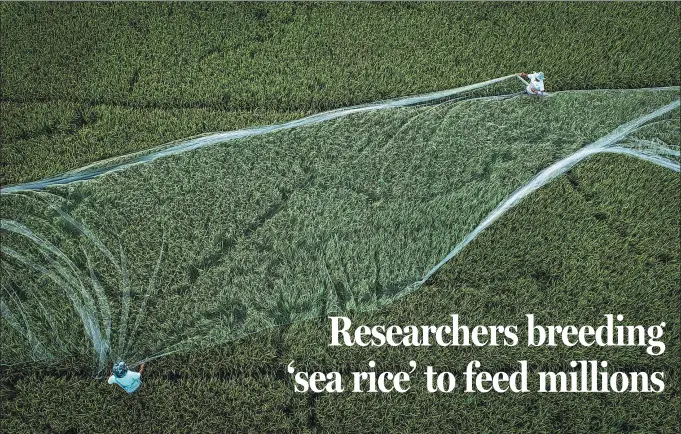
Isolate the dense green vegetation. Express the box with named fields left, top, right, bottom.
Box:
left=2, top=1, right=680, bottom=185
left=2, top=88, right=677, bottom=368
left=1, top=103, right=306, bottom=186
left=2, top=155, right=678, bottom=432
left=1, top=2, right=679, bottom=432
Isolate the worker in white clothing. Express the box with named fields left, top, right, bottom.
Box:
left=517, top=72, right=546, bottom=96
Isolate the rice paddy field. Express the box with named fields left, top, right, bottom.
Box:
left=2, top=2, right=680, bottom=185
left=1, top=2, right=680, bottom=433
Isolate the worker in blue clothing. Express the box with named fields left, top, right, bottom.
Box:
left=108, top=361, right=145, bottom=394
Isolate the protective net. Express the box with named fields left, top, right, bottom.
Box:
left=1, top=75, right=679, bottom=373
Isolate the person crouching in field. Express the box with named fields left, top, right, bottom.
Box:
left=518, top=72, right=546, bottom=96
left=108, top=361, right=145, bottom=394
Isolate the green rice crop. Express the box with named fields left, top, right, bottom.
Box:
left=2, top=87, right=678, bottom=370
left=3, top=2, right=679, bottom=108
left=2, top=1, right=679, bottom=185
left=2, top=154, right=678, bottom=433
left=0, top=102, right=306, bottom=186
left=1, top=4, right=679, bottom=431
